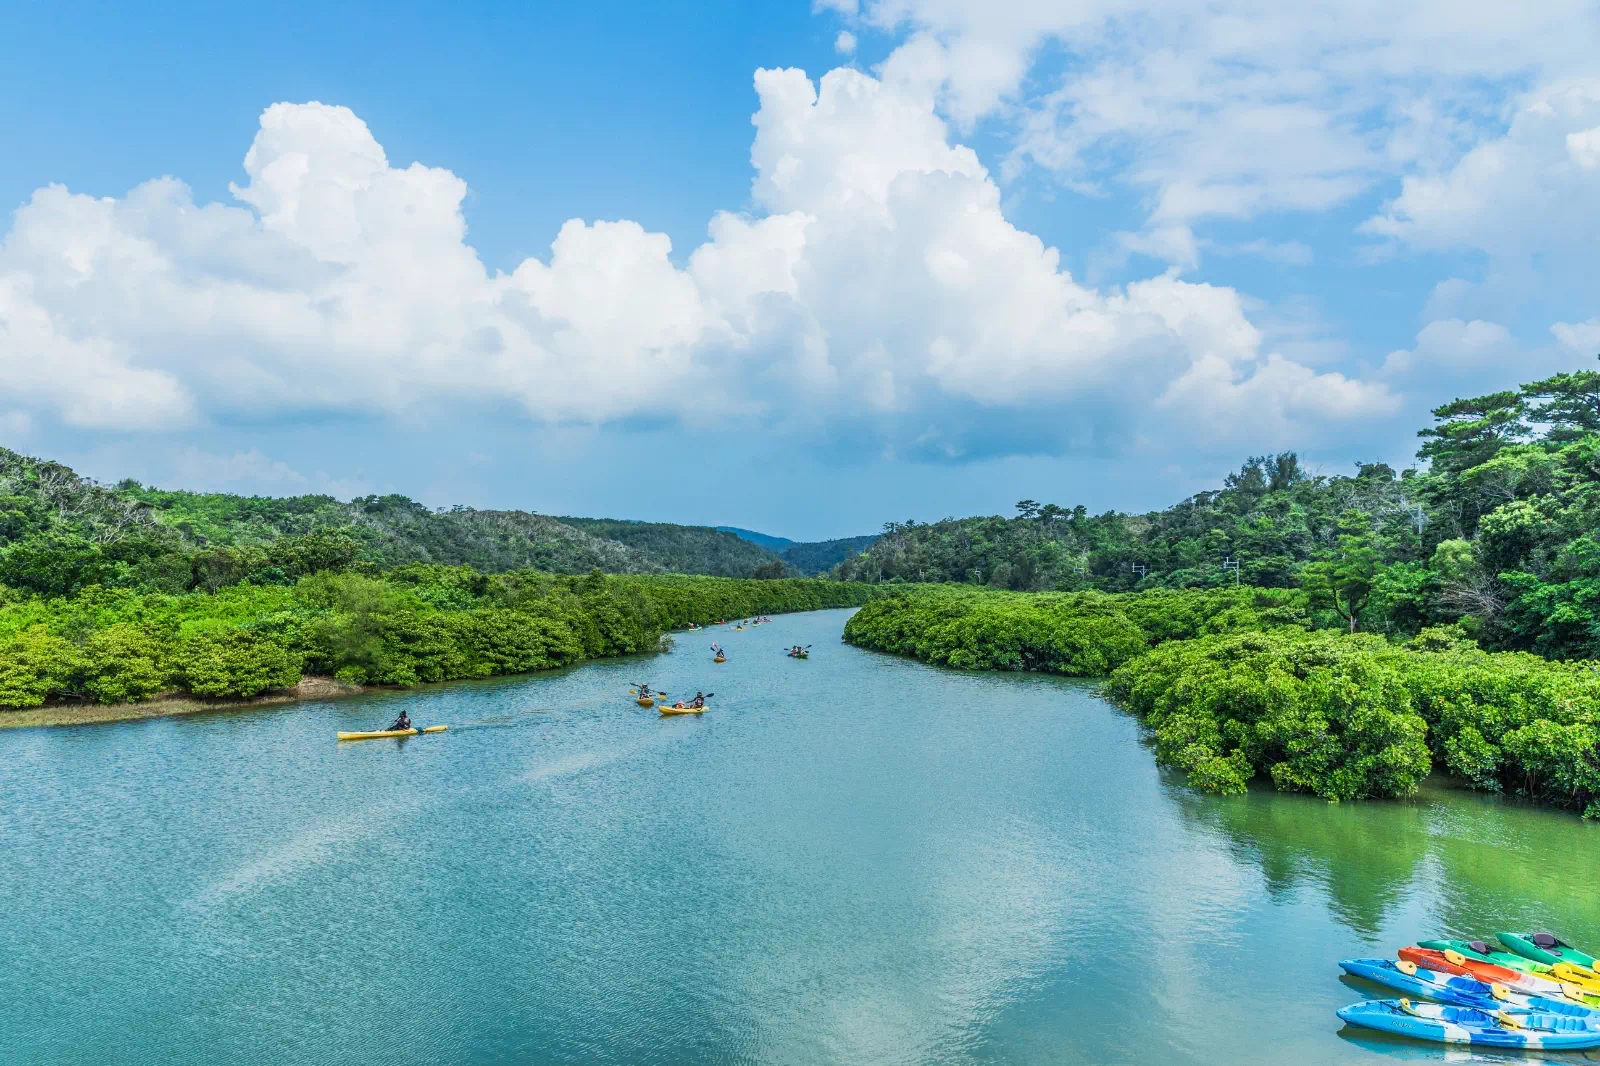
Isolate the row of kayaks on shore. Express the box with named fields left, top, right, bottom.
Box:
left=1338, top=934, right=1600, bottom=1049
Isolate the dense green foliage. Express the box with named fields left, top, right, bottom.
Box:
left=834, top=353, right=1600, bottom=662
left=558, top=518, right=782, bottom=577
left=778, top=535, right=879, bottom=576
left=0, top=570, right=880, bottom=710
left=123, top=487, right=660, bottom=574
left=1110, top=628, right=1600, bottom=815
left=847, top=585, right=1600, bottom=816
left=0, top=445, right=875, bottom=591
left=709, top=527, right=880, bottom=574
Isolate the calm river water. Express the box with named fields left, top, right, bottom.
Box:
left=4, top=608, right=1598, bottom=1065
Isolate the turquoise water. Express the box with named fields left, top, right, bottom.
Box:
left=4, top=608, right=1599, bottom=1065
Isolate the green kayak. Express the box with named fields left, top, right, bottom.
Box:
left=1417, top=939, right=1551, bottom=975
left=1498, top=932, right=1598, bottom=969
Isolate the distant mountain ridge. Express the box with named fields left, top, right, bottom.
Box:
left=715, top=526, right=793, bottom=552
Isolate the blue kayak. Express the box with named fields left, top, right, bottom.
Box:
left=1339, top=959, right=1599, bottom=1019
left=1337, top=1000, right=1600, bottom=1049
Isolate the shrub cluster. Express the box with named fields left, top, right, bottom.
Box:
left=0, top=568, right=881, bottom=709
left=846, top=586, right=1600, bottom=816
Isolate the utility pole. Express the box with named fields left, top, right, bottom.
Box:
left=1222, top=558, right=1241, bottom=585
left=1130, top=563, right=1149, bottom=581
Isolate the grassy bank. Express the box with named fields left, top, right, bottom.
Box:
left=844, top=586, right=1600, bottom=817
left=0, top=567, right=882, bottom=723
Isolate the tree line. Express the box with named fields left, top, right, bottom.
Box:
left=0, top=568, right=882, bottom=710
left=834, top=355, right=1600, bottom=658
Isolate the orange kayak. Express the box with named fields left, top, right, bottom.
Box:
left=1398, top=947, right=1566, bottom=998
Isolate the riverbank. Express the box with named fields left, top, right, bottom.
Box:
left=844, top=585, right=1600, bottom=818
left=0, top=570, right=883, bottom=719
left=0, top=675, right=365, bottom=730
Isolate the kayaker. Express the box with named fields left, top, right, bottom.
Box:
left=690, top=691, right=705, bottom=708
left=635, top=682, right=654, bottom=699
left=387, top=709, right=413, bottom=732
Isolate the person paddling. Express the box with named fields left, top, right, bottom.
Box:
left=386, top=709, right=414, bottom=733
left=690, top=691, right=706, bottom=709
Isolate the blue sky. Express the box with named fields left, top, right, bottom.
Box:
left=2, top=0, right=1597, bottom=539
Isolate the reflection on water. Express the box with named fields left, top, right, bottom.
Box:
left=1174, top=779, right=1600, bottom=945
left=5, top=608, right=1600, bottom=1066
left=1172, top=786, right=1433, bottom=937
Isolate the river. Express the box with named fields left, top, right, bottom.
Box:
left=4, top=608, right=1598, bottom=1065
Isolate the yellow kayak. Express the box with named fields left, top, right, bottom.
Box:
left=714, top=656, right=726, bottom=663
left=659, top=705, right=706, bottom=715
left=1552, top=963, right=1600, bottom=994
left=337, top=725, right=448, bottom=741
left=636, top=697, right=655, bottom=707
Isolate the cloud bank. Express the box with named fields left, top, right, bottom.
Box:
left=0, top=67, right=1394, bottom=462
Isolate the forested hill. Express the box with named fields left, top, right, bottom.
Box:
left=718, top=526, right=880, bottom=574
left=716, top=526, right=793, bottom=552
left=0, top=445, right=888, bottom=594
left=558, top=518, right=786, bottom=577
left=835, top=355, right=1600, bottom=659
left=779, top=534, right=878, bottom=575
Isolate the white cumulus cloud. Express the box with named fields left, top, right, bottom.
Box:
left=1364, top=82, right=1600, bottom=264
left=832, top=0, right=1600, bottom=267
left=0, top=70, right=1392, bottom=461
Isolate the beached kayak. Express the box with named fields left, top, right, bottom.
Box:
left=1336, top=999, right=1600, bottom=1049
left=659, top=705, right=706, bottom=716
left=1418, top=939, right=1550, bottom=974
left=1398, top=948, right=1568, bottom=999
left=1499, top=933, right=1599, bottom=969
left=337, top=725, right=448, bottom=741
left=1339, top=959, right=1598, bottom=1018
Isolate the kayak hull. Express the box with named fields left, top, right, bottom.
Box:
left=1418, top=939, right=1549, bottom=974
left=636, top=698, right=655, bottom=707
left=659, top=705, right=706, bottom=715
left=1499, top=933, right=1600, bottom=970
left=1398, top=947, right=1568, bottom=999
left=1339, top=959, right=1599, bottom=1019
left=337, top=725, right=447, bottom=741
left=714, top=657, right=726, bottom=663
left=1337, top=1000, right=1600, bottom=1049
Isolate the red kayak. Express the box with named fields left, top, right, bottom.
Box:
left=1399, top=946, right=1565, bottom=998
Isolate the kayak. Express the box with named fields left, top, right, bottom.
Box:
left=659, top=704, right=706, bottom=716
left=1418, top=939, right=1551, bottom=975
left=337, top=725, right=447, bottom=741
left=1336, top=999, right=1600, bottom=1049
left=788, top=652, right=808, bottom=659
left=1499, top=932, right=1599, bottom=970
left=1552, top=963, right=1600, bottom=994
left=1339, top=959, right=1598, bottom=1019
left=1398, top=948, right=1569, bottom=999
left=636, top=697, right=656, bottom=707
left=714, top=656, right=726, bottom=663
